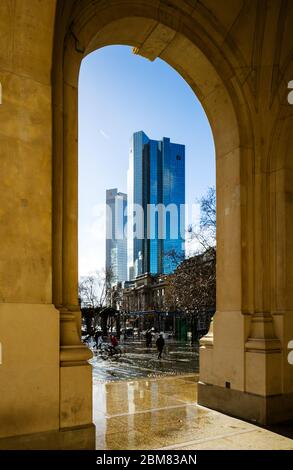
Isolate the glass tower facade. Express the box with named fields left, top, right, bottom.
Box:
left=106, top=188, right=127, bottom=285
left=128, top=131, right=185, bottom=279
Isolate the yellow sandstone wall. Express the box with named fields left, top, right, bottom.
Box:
left=0, top=0, right=60, bottom=440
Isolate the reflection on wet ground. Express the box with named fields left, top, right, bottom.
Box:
left=93, top=375, right=293, bottom=450
left=91, top=340, right=293, bottom=449
left=90, top=339, right=198, bottom=382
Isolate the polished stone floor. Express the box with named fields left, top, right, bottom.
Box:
left=93, top=374, right=293, bottom=450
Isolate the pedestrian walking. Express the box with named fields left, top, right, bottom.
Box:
left=146, top=329, right=152, bottom=348
left=95, top=330, right=102, bottom=349
left=120, top=330, right=125, bottom=344
left=156, top=333, right=165, bottom=360
left=110, top=334, right=119, bottom=354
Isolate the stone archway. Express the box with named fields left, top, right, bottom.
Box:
left=1, top=0, right=293, bottom=450
left=51, top=0, right=293, bottom=436
left=52, top=0, right=253, bottom=437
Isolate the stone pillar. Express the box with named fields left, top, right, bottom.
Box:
left=57, top=39, right=94, bottom=439
left=62, top=76, right=82, bottom=335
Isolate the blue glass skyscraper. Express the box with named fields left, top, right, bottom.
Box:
left=106, top=189, right=128, bottom=285
left=127, top=131, right=185, bottom=279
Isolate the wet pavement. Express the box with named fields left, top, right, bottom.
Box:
left=89, top=339, right=199, bottom=383
left=90, top=339, right=293, bottom=450
left=93, top=375, right=293, bottom=450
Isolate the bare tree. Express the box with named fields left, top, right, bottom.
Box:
left=164, top=248, right=185, bottom=269
left=164, top=187, right=216, bottom=341
left=79, top=267, right=114, bottom=308
left=199, top=187, right=216, bottom=234
left=79, top=276, right=99, bottom=309
left=189, top=186, right=216, bottom=253
left=164, top=248, right=215, bottom=341
left=79, top=267, right=114, bottom=335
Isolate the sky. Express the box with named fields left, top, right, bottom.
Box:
left=78, top=45, right=215, bottom=278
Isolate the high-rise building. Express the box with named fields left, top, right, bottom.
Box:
left=127, top=131, right=185, bottom=279
left=105, top=189, right=127, bottom=285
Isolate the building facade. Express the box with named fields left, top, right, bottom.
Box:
left=111, top=273, right=176, bottom=335
left=110, top=272, right=211, bottom=340
left=127, top=131, right=185, bottom=279
left=106, top=188, right=127, bottom=285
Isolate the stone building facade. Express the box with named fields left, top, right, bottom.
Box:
left=110, top=274, right=173, bottom=334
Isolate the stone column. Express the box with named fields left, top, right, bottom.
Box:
left=57, top=39, right=94, bottom=434
left=60, top=65, right=91, bottom=364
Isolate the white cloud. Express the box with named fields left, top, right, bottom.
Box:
left=99, top=129, right=110, bottom=140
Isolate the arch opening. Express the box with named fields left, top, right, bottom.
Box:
left=78, top=43, right=216, bottom=376
left=52, top=0, right=258, bottom=438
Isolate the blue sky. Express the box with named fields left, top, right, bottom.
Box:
left=78, top=45, right=215, bottom=277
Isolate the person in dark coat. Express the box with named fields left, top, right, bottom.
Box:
left=95, top=330, right=102, bottom=349
left=110, top=334, right=119, bottom=354
left=156, top=334, right=165, bottom=359
left=146, top=329, right=152, bottom=348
